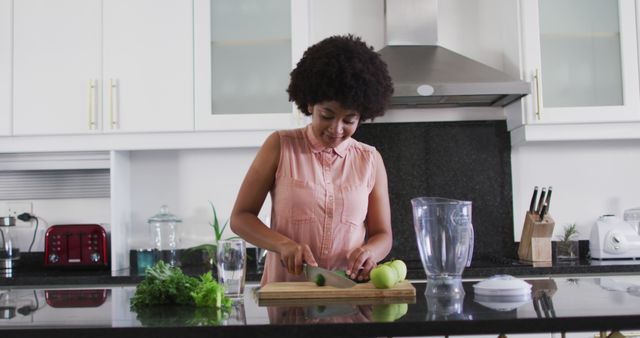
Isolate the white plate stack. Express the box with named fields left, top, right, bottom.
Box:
left=473, top=275, right=532, bottom=311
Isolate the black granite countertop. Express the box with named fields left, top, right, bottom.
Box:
left=2, top=252, right=640, bottom=287
left=0, top=275, right=639, bottom=338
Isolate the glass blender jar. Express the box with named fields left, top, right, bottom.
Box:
left=148, top=205, right=182, bottom=267
left=0, top=216, right=20, bottom=270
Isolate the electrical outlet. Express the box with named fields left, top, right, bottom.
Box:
left=2, top=201, right=33, bottom=226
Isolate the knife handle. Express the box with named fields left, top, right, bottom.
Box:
left=544, top=186, right=553, bottom=212
left=539, top=202, right=548, bottom=221
left=536, top=187, right=547, bottom=215
left=529, top=186, right=539, bottom=213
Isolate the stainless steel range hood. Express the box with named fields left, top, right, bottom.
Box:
left=380, top=0, right=530, bottom=108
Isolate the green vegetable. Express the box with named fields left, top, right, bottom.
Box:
left=130, top=261, right=232, bottom=313
left=314, top=273, right=326, bottom=286
left=190, top=271, right=232, bottom=309
left=133, top=305, right=229, bottom=327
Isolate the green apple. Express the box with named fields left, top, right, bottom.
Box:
left=371, top=303, right=408, bottom=322
left=394, top=303, right=408, bottom=320
left=390, top=260, right=407, bottom=282
left=371, top=304, right=397, bottom=322
left=370, top=265, right=398, bottom=289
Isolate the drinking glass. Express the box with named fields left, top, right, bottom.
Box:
left=216, top=239, right=246, bottom=297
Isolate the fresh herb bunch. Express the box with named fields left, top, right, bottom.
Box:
left=133, top=305, right=229, bottom=327
left=190, top=201, right=240, bottom=265
left=130, top=261, right=232, bottom=311
left=559, top=223, right=579, bottom=242
left=556, top=223, right=580, bottom=259
left=191, top=271, right=232, bottom=308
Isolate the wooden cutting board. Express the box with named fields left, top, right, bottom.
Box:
left=257, top=280, right=416, bottom=301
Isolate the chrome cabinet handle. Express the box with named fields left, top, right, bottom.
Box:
left=109, top=79, right=118, bottom=129
left=88, top=79, right=96, bottom=129
left=534, top=68, right=541, bottom=120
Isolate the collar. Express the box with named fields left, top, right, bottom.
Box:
left=305, top=124, right=351, bottom=158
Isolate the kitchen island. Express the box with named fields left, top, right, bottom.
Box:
left=0, top=276, right=639, bottom=338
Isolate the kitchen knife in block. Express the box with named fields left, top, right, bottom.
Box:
left=518, top=212, right=555, bottom=262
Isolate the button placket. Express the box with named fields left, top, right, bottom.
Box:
left=320, top=150, right=334, bottom=258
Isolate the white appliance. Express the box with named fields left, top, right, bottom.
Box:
left=590, top=215, right=640, bottom=260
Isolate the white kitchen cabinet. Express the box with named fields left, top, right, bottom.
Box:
left=102, top=0, right=193, bottom=133
left=0, top=0, right=11, bottom=136
left=514, top=0, right=640, bottom=127
left=13, top=0, right=101, bottom=135
left=194, top=0, right=309, bottom=131
left=13, top=0, right=193, bottom=136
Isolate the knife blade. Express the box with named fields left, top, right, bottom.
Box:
left=304, top=264, right=356, bottom=288
left=304, top=304, right=358, bottom=319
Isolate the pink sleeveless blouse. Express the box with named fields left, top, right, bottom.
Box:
left=260, top=125, right=378, bottom=285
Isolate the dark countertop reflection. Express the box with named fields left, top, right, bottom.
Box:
left=0, top=276, right=639, bottom=338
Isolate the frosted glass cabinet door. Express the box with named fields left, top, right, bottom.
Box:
left=0, top=0, right=10, bottom=136
left=521, top=0, right=640, bottom=123
left=194, top=0, right=309, bottom=131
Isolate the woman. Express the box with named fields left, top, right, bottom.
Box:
left=230, top=35, right=394, bottom=285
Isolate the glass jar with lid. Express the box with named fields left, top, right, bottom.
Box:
left=147, top=205, right=182, bottom=267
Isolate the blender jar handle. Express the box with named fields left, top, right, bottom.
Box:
left=466, top=223, right=474, bottom=267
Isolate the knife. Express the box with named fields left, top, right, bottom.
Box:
left=536, top=187, right=547, bottom=215
left=304, top=304, right=358, bottom=319
left=528, top=186, right=539, bottom=214
left=304, top=264, right=357, bottom=288
left=544, top=186, right=553, bottom=212
left=539, top=202, right=548, bottom=221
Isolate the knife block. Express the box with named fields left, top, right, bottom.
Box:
left=518, top=212, right=555, bottom=262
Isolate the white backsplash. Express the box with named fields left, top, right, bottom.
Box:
left=511, top=139, right=640, bottom=241
left=13, top=138, right=640, bottom=255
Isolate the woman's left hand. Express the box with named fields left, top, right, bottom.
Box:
left=346, top=247, right=376, bottom=281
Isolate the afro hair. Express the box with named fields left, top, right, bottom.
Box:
left=287, top=35, right=393, bottom=121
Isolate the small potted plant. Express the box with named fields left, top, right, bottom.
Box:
left=190, top=201, right=239, bottom=267
left=556, top=223, right=579, bottom=261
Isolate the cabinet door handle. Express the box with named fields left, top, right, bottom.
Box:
left=88, top=79, right=96, bottom=129
left=109, top=79, right=119, bottom=129
left=534, top=68, right=541, bottom=120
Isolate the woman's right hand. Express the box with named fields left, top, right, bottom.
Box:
left=279, top=241, right=318, bottom=275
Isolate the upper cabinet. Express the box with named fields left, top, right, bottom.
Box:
left=0, top=0, right=11, bottom=136
left=516, top=0, right=640, bottom=125
left=102, top=0, right=193, bottom=133
left=12, top=0, right=193, bottom=136
left=13, top=0, right=101, bottom=135
left=194, top=0, right=309, bottom=131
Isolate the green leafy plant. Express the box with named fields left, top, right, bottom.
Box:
left=130, top=261, right=232, bottom=310
left=190, top=201, right=239, bottom=265
left=558, top=223, right=579, bottom=243
left=556, top=223, right=579, bottom=259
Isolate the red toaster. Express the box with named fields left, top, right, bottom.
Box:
left=44, top=224, right=109, bottom=268
left=45, top=289, right=109, bottom=308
